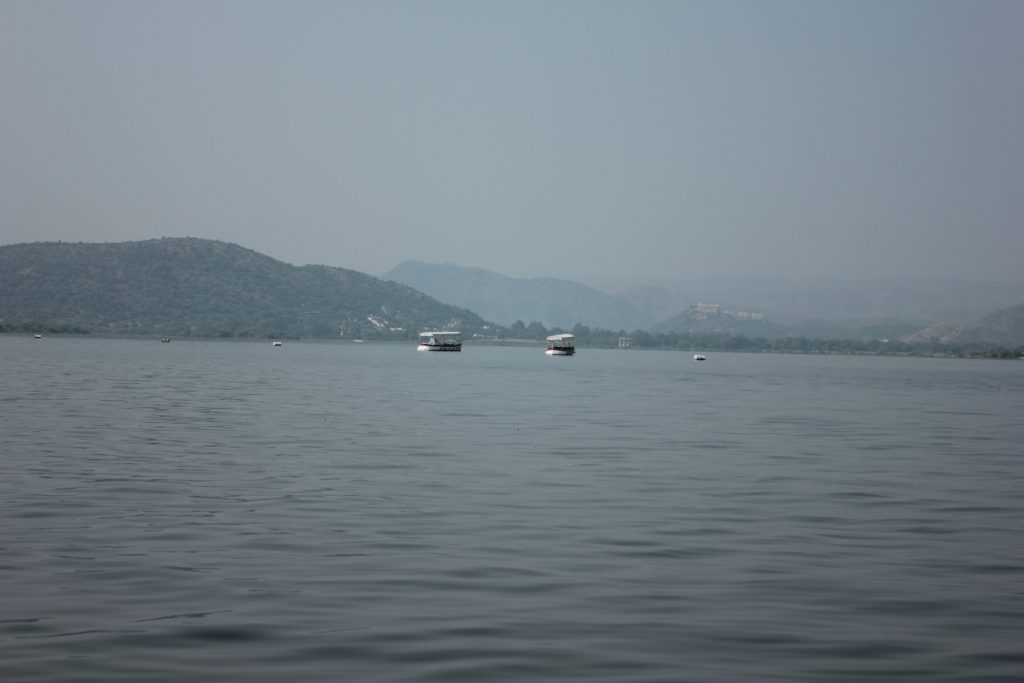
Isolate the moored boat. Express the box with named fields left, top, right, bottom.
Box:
left=417, top=331, right=462, bottom=352
left=545, top=333, right=575, bottom=356
left=693, top=354, right=706, bottom=361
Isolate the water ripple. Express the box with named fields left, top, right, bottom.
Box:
left=2, top=340, right=1023, bottom=682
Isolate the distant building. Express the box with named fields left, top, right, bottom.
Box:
left=618, top=337, right=632, bottom=348
left=695, top=302, right=720, bottom=316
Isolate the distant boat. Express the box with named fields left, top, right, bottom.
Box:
left=33, top=334, right=43, bottom=339
left=352, top=339, right=366, bottom=343
left=693, top=354, right=706, bottom=361
left=545, top=333, right=575, bottom=356
left=160, top=338, right=171, bottom=343
left=417, top=331, right=462, bottom=352
left=272, top=341, right=283, bottom=347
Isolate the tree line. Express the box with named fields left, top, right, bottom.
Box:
left=499, top=320, right=1024, bottom=359
left=4, top=314, right=1022, bottom=359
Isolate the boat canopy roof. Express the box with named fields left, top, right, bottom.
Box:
left=546, top=333, right=575, bottom=342
left=420, top=330, right=461, bottom=337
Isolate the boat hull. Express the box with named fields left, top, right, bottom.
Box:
left=545, top=348, right=575, bottom=356
left=417, top=344, right=462, bottom=352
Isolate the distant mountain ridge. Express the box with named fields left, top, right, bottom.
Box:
left=382, top=261, right=653, bottom=331
left=607, top=277, right=1024, bottom=326
left=5, top=240, right=1022, bottom=349
left=0, top=239, right=490, bottom=338
left=382, top=263, right=1024, bottom=345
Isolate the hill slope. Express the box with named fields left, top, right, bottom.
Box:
left=382, top=261, right=653, bottom=331
left=903, top=302, right=1024, bottom=348
left=0, top=239, right=490, bottom=338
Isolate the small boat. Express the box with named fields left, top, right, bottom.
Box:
left=33, top=334, right=43, bottom=339
left=693, top=354, right=706, bottom=361
left=272, top=341, right=283, bottom=347
left=160, top=338, right=171, bottom=343
left=545, top=333, right=575, bottom=356
left=417, top=331, right=462, bottom=352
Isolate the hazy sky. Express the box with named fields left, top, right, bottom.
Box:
left=2, top=0, right=1022, bottom=282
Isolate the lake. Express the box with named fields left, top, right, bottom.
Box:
left=2, top=337, right=1022, bottom=682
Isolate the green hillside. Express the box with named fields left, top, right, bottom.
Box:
left=0, top=238, right=491, bottom=338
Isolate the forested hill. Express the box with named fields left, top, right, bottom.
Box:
left=0, top=238, right=491, bottom=338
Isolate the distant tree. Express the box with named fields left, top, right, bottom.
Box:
left=526, top=321, right=549, bottom=339
left=632, top=330, right=654, bottom=347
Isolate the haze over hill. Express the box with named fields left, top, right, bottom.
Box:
left=603, top=277, right=1024, bottom=327
left=0, top=239, right=490, bottom=339
left=383, top=261, right=652, bottom=331
left=382, top=260, right=1024, bottom=343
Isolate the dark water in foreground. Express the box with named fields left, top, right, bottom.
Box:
left=2, top=337, right=1023, bottom=682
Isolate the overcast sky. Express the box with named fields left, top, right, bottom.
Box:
left=2, top=0, right=1022, bottom=282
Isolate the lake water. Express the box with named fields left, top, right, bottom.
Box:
left=2, top=337, right=1023, bottom=682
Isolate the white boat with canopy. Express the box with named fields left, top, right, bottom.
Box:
left=545, top=333, right=575, bottom=356
left=417, top=331, right=462, bottom=352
